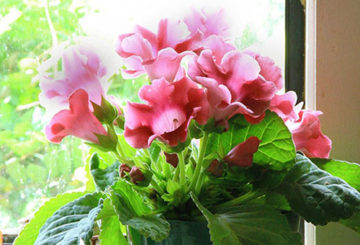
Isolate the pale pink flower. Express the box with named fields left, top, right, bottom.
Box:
left=45, top=89, right=107, bottom=144
left=39, top=40, right=119, bottom=117
left=184, top=9, right=230, bottom=39
left=286, top=110, right=332, bottom=158
left=124, top=77, right=209, bottom=148
left=116, top=12, right=231, bottom=80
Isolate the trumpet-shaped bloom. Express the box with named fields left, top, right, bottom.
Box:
left=189, top=49, right=277, bottom=123
left=45, top=89, right=107, bottom=144
left=124, top=77, right=209, bottom=148
left=270, top=91, right=303, bottom=121
left=286, top=110, right=332, bottom=158
left=39, top=41, right=119, bottom=117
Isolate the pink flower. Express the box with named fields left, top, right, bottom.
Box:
left=39, top=41, right=119, bottom=117
left=270, top=91, right=303, bottom=121
left=189, top=49, right=277, bottom=123
left=124, top=77, right=209, bottom=148
left=223, top=136, right=261, bottom=167
left=245, top=51, right=284, bottom=90
left=116, top=19, right=193, bottom=80
left=116, top=13, right=231, bottom=81
left=286, top=110, right=332, bottom=158
left=184, top=9, right=230, bottom=39
left=45, top=89, right=107, bottom=144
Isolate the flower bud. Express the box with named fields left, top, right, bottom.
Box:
left=91, top=96, right=119, bottom=125
left=164, top=152, right=179, bottom=168
left=129, top=166, right=145, bottom=184
left=207, top=159, right=223, bottom=177
left=119, top=164, right=131, bottom=177
left=223, top=136, right=260, bottom=167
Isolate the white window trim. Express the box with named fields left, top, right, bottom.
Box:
left=304, top=0, right=317, bottom=244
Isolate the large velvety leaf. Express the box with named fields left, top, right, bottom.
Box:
left=191, top=193, right=301, bottom=245
left=206, top=112, right=295, bottom=170
left=35, top=193, right=104, bottom=245
left=279, top=154, right=360, bottom=225
left=14, top=192, right=86, bottom=245
left=110, top=180, right=170, bottom=241
left=340, top=211, right=360, bottom=234
left=90, top=153, right=120, bottom=191
left=311, top=158, right=360, bottom=191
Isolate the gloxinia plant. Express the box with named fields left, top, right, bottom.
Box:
left=15, top=9, right=360, bottom=245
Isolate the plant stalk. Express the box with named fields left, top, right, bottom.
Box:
left=178, top=151, right=186, bottom=186
left=217, top=190, right=264, bottom=209
left=188, top=132, right=209, bottom=193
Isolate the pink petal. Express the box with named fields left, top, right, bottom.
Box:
left=121, top=56, right=146, bottom=79
left=195, top=76, right=252, bottom=123
left=221, top=51, right=260, bottom=99
left=115, top=33, right=155, bottom=61
left=238, top=77, right=277, bottom=116
left=270, top=91, right=299, bottom=121
left=224, top=136, right=261, bottom=167
left=184, top=9, right=230, bottom=38
left=45, top=89, right=106, bottom=143
left=152, top=106, right=187, bottom=135
left=157, top=19, right=190, bottom=49
left=39, top=44, right=110, bottom=116
left=124, top=77, right=209, bottom=148
left=246, top=51, right=284, bottom=90
left=201, top=35, right=235, bottom=64
left=138, top=78, right=174, bottom=106
left=288, top=110, right=332, bottom=158
left=144, top=48, right=190, bottom=82
left=124, top=126, right=154, bottom=149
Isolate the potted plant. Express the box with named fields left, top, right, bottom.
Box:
left=15, top=9, right=360, bottom=245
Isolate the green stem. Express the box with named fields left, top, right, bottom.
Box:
left=150, top=179, right=164, bottom=195
left=217, top=190, right=264, bottom=209
left=178, top=151, right=186, bottom=186
left=188, top=132, right=209, bottom=192
left=194, top=171, right=204, bottom=195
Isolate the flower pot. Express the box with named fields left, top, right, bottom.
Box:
left=129, top=220, right=212, bottom=245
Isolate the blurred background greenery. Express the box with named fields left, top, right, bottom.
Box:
left=0, top=0, right=284, bottom=230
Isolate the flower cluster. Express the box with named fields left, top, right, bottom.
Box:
left=40, top=9, right=331, bottom=158
left=29, top=9, right=360, bottom=245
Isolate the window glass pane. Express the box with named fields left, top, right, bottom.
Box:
left=0, top=0, right=284, bottom=231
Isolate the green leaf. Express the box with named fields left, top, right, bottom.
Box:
left=14, top=192, right=87, bottom=245
left=311, top=158, right=360, bottom=191
left=206, top=112, right=295, bottom=170
left=99, top=215, right=129, bottom=245
left=110, top=181, right=170, bottom=241
left=90, top=153, right=120, bottom=191
left=191, top=193, right=301, bottom=245
left=34, top=193, right=104, bottom=245
left=279, top=154, right=360, bottom=225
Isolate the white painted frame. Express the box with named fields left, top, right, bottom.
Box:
left=304, top=0, right=317, bottom=244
